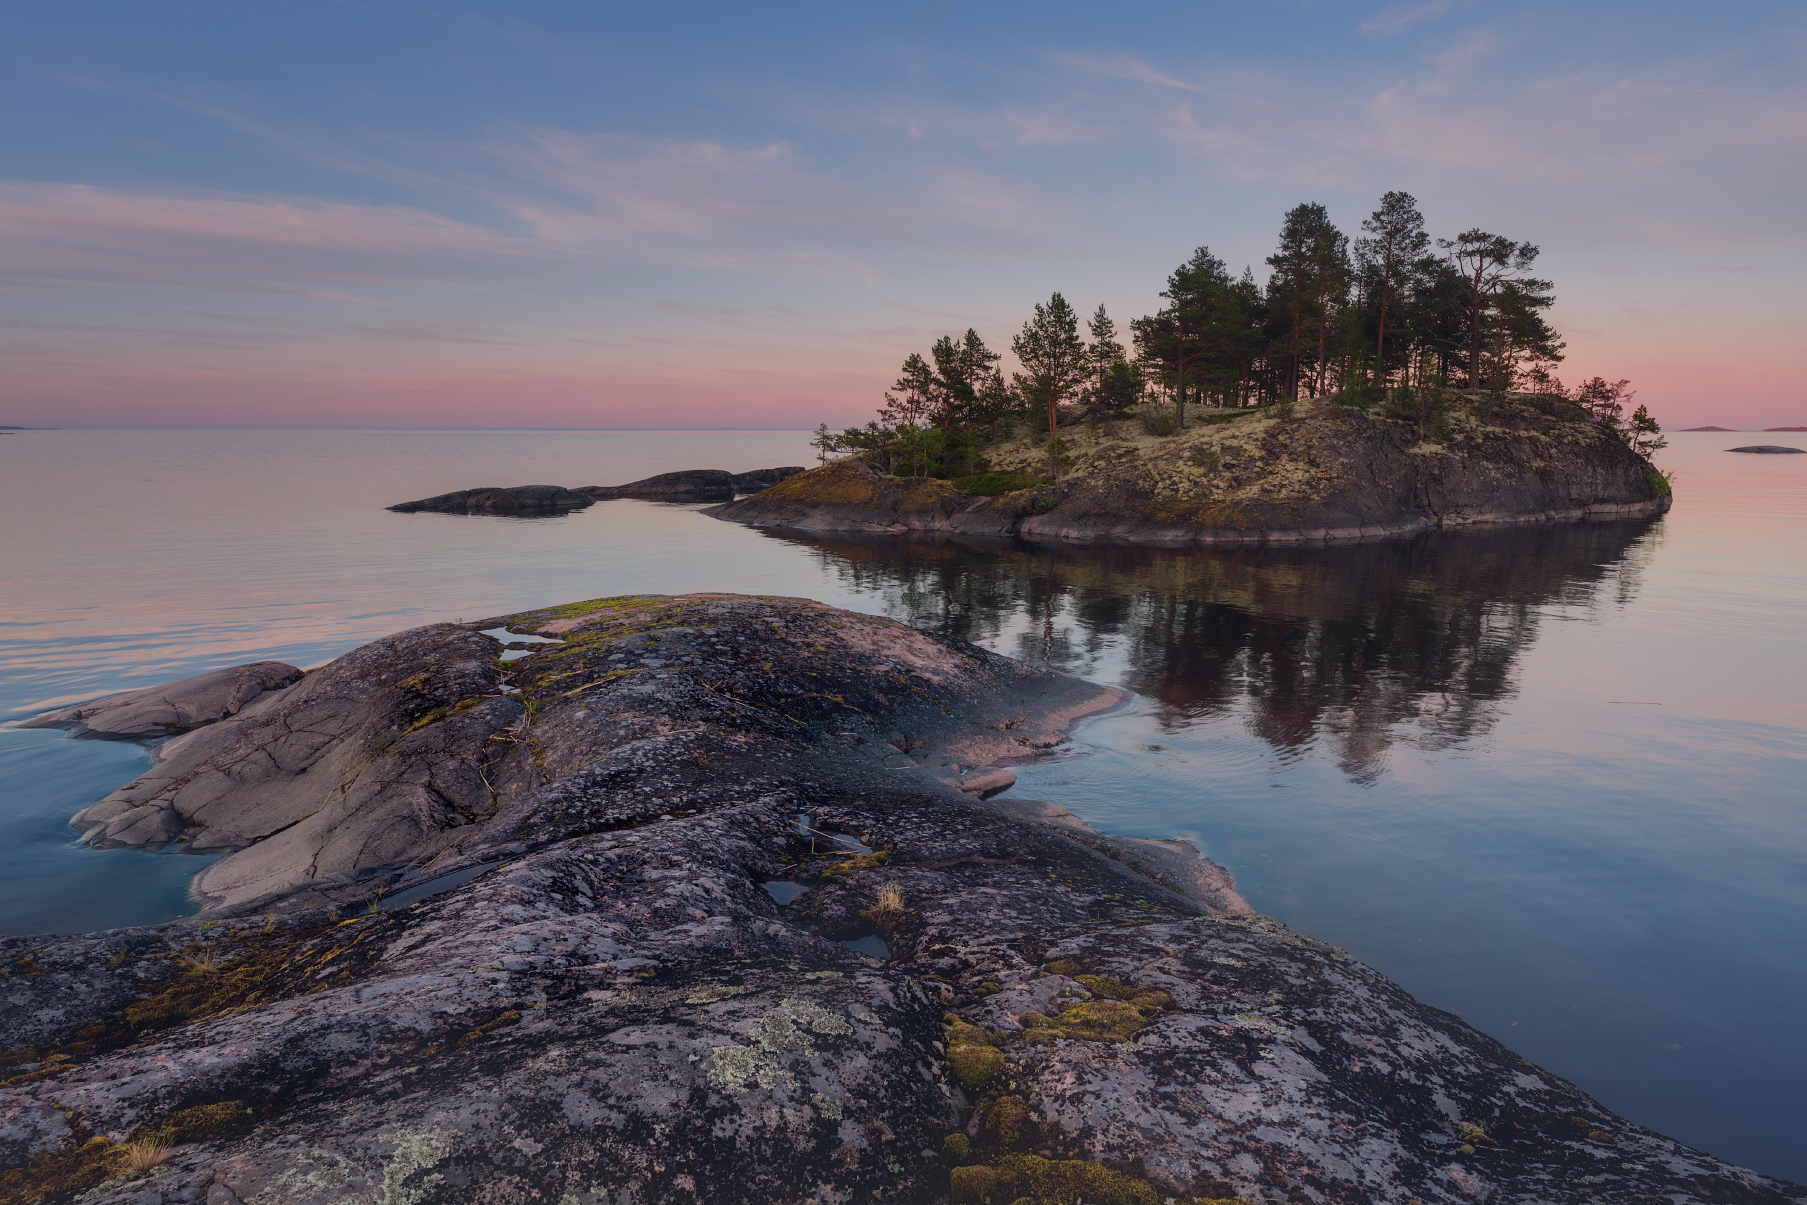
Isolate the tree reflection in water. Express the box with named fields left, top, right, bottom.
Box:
left=752, top=520, right=1657, bottom=784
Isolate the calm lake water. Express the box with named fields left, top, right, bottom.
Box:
left=2, top=429, right=1802, bottom=1181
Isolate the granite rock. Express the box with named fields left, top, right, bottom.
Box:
left=386, top=485, right=595, bottom=514
left=21, top=663, right=303, bottom=741
left=4, top=594, right=1800, bottom=1204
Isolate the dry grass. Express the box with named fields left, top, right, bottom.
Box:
left=124, top=1130, right=173, bottom=1173
left=873, top=885, right=904, bottom=914
left=181, top=951, right=224, bottom=975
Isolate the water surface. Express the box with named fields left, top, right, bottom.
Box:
left=1, top=429, right=1800, bottom=1180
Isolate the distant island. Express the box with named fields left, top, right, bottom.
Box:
left=713, top=391, right=1671, bottom=544
left=1765, top=426, right=1807, bottom=432
left=1681, top=425, right=1738, bottom=431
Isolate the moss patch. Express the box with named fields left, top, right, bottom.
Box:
left=0, top=1136, right=127, bottom=1205
left=945, top=1020, right=1005, bottom=1089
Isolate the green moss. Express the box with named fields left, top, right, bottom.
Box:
left=943, top=1133, right=971, bottom=1163
left=0, top=1136, right=126, bottom=1205
left=1041, top=958, right=1083, bottom=977
left=1023, top=999, right=1149, bottom=1045
left=952, top=1154, right=1162, bottom=1205
left=165, top=1100, right=255, bottom=1143
left=818, top=850, right=889, bottom=879
left=945, top=1020, right=1005, bottom=1088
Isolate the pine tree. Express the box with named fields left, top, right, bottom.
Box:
left=1011, top=293, right=1090, bottom=439
left=1437, top=230, right=1552, bottom=389
left=1356, top=192, right=1430, bottom=388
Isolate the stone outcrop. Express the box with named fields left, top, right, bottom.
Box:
left=386, top=485, right=594, bottom=514
left=4, top=594, right=1800, bottom=1204
left=707, top=396, right=1674, bottom=544
left=731, top=465, right=806, bottom=492
left=580, top=467, right=805, bottom=500
left=20, top=663, right=302, bottom=741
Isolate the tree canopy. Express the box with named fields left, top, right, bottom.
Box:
left=827, top=194, right=1656, bottom=477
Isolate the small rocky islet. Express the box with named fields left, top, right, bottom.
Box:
left=6, top=593, right=1803, bottom=1204
left=387, top=469, right=806, bottom=514
left=708, top=395, right=1672, bottom=543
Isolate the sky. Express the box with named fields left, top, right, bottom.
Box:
left=2, top=1, right=1802, bottom=431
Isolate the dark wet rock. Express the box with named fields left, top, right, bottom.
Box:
left=708, top=396, right=1674, bottom=545
left=731, top=466, right=807, bottom=492
left=20, top=663, right=303, bottom=741
left=1727, top=445, right=1805, bottom=453
left=5, top=594, right=1801, bottom=1204
left=578, top=469, right=737, bottom=501
left=386, top=485, right=595, bottom=514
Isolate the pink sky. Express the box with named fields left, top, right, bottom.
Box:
left=3, top=7, right=1803, bottom=431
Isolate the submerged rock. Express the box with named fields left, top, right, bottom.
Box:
left=5, top=594, right=1801, bottom=1204
left=386, top=485, right=595, bottom=514
left=708, top=396, right=1674, bottom=544
left=1727, top=445, right=1805, bottom=454
left=20, top=662, right=302, bottom=740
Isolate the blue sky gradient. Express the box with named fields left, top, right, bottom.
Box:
left=3, top=1, right=1802, bottom=427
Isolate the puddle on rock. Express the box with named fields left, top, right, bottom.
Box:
left=761, top=880, right=809, bottom=905
left=376, top=860, right=512, bottom=911
left=793, top=812, right=874, bottom=856
left=479, top=626, right=566, bottom=661
left=838, top=933, right=890, bottom=960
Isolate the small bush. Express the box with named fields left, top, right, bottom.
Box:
left=953, top=472, right=1050, bottom=497
left=1139, top=409, right=1180, bottom=436
left=1185, top=447, right=1221, bottom=471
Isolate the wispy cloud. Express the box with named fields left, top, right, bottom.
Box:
left=1360, top=1, right=1456, bottom=39
left=0, top=183, right=550, bottom=294
left=1050, top=52, right=1214, bottom=95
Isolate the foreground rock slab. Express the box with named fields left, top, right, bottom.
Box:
left=21, top=662, right=303, bottom=740
left=4, top=594, right=1800, bottom=1205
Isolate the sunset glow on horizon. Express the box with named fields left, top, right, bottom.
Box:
left=3, top=2, right=1803, bottom=432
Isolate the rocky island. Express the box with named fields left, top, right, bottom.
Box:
left=707, top=396, right=1671, bottom=544
left=388, top=469, right=805, bottom=513
left=5, top=593, right=1799, bottom=1205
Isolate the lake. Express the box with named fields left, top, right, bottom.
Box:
left=1, top=428, right=1801, bottom=1181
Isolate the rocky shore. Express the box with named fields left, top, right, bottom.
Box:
left=5, top=594, right=1800, bottom=1205
left=706, top=396, right=1671, bottom=544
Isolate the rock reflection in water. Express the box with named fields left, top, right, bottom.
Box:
left=757, top=520, right=1654, bottom=781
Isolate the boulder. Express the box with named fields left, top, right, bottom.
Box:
left=5, top=594, right=1798, bottom=1204
left=386, top=484, right=594, bottom=513
left=578, top=469, right=737, bottom=500
left=1727, top=444, right=1805, bottom=453
left=20, top=661, right=303, bottom=740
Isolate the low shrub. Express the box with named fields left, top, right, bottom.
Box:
left=1139, top=409, right=1181, bottom=436
left=952, top=472, right=1050, bottom=497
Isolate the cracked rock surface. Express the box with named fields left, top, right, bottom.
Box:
left=20, top=663, right=303, bottom=742
left=4, top=594, right=1799, bottom=1204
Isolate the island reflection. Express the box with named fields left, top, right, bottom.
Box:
left=756, top=519, right=1657, bottom=783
